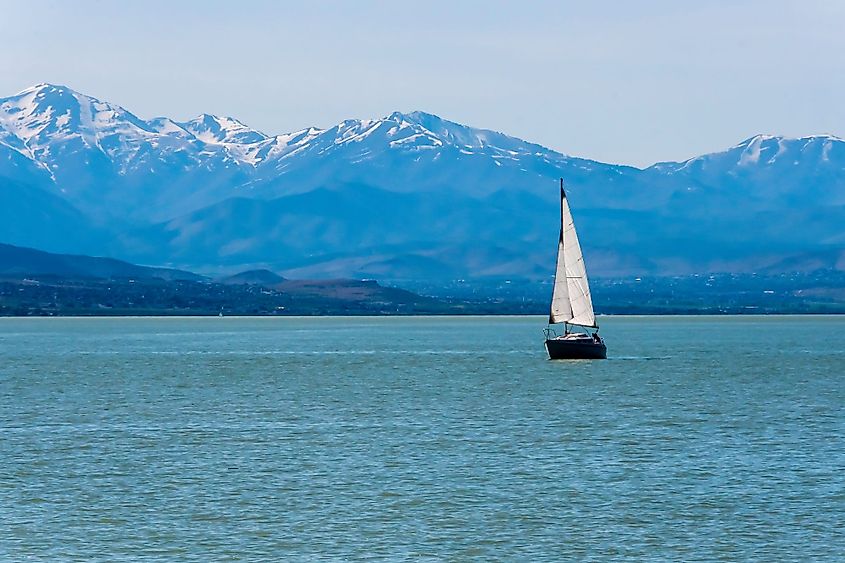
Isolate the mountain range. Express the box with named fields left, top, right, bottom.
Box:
left=1, top=83, right=843, bottom=280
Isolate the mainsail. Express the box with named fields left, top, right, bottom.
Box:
left=549, top=181, right=597, bottom=327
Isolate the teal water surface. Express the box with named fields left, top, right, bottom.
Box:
left=1, top=316, right=843, bottom=561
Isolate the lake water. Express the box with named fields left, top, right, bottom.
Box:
left=1, top=316, right=843, bottom=561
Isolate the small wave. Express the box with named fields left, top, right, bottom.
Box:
left=77, top=349, right=529, bottom=356
left=609, top=355, right=671, bottom=361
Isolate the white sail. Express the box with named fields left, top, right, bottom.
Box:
left=549, top=185, right=597, bottom=327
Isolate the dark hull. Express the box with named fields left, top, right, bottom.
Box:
left=545, top=339, right=607, bottom=360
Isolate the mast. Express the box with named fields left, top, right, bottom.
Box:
left=548, top=178, right=598, bottom=328
left=549, top=179, right=571, bottom=324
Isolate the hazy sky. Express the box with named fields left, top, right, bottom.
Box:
left=3, top=0, right=843, bottom=167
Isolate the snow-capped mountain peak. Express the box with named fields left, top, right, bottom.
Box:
left=0, top=82, right=162, bottom=155
left=653, top=133, right=845, bottom=173
left=272, top=109, right=552, bottom=161
left=179, top=113, right=267, bottom=145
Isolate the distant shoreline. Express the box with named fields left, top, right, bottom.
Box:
left=4, top=244, right=845, bottom=317
left=2, top=311, right=844, bottom=319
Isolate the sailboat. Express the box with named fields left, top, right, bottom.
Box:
left=544, top=179, right=607, bottom=359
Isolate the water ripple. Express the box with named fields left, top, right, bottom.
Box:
left=1, top=316, right=843, bottom=560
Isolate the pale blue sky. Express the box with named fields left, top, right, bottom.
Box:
left=3, top=0, right=843, bottom=166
